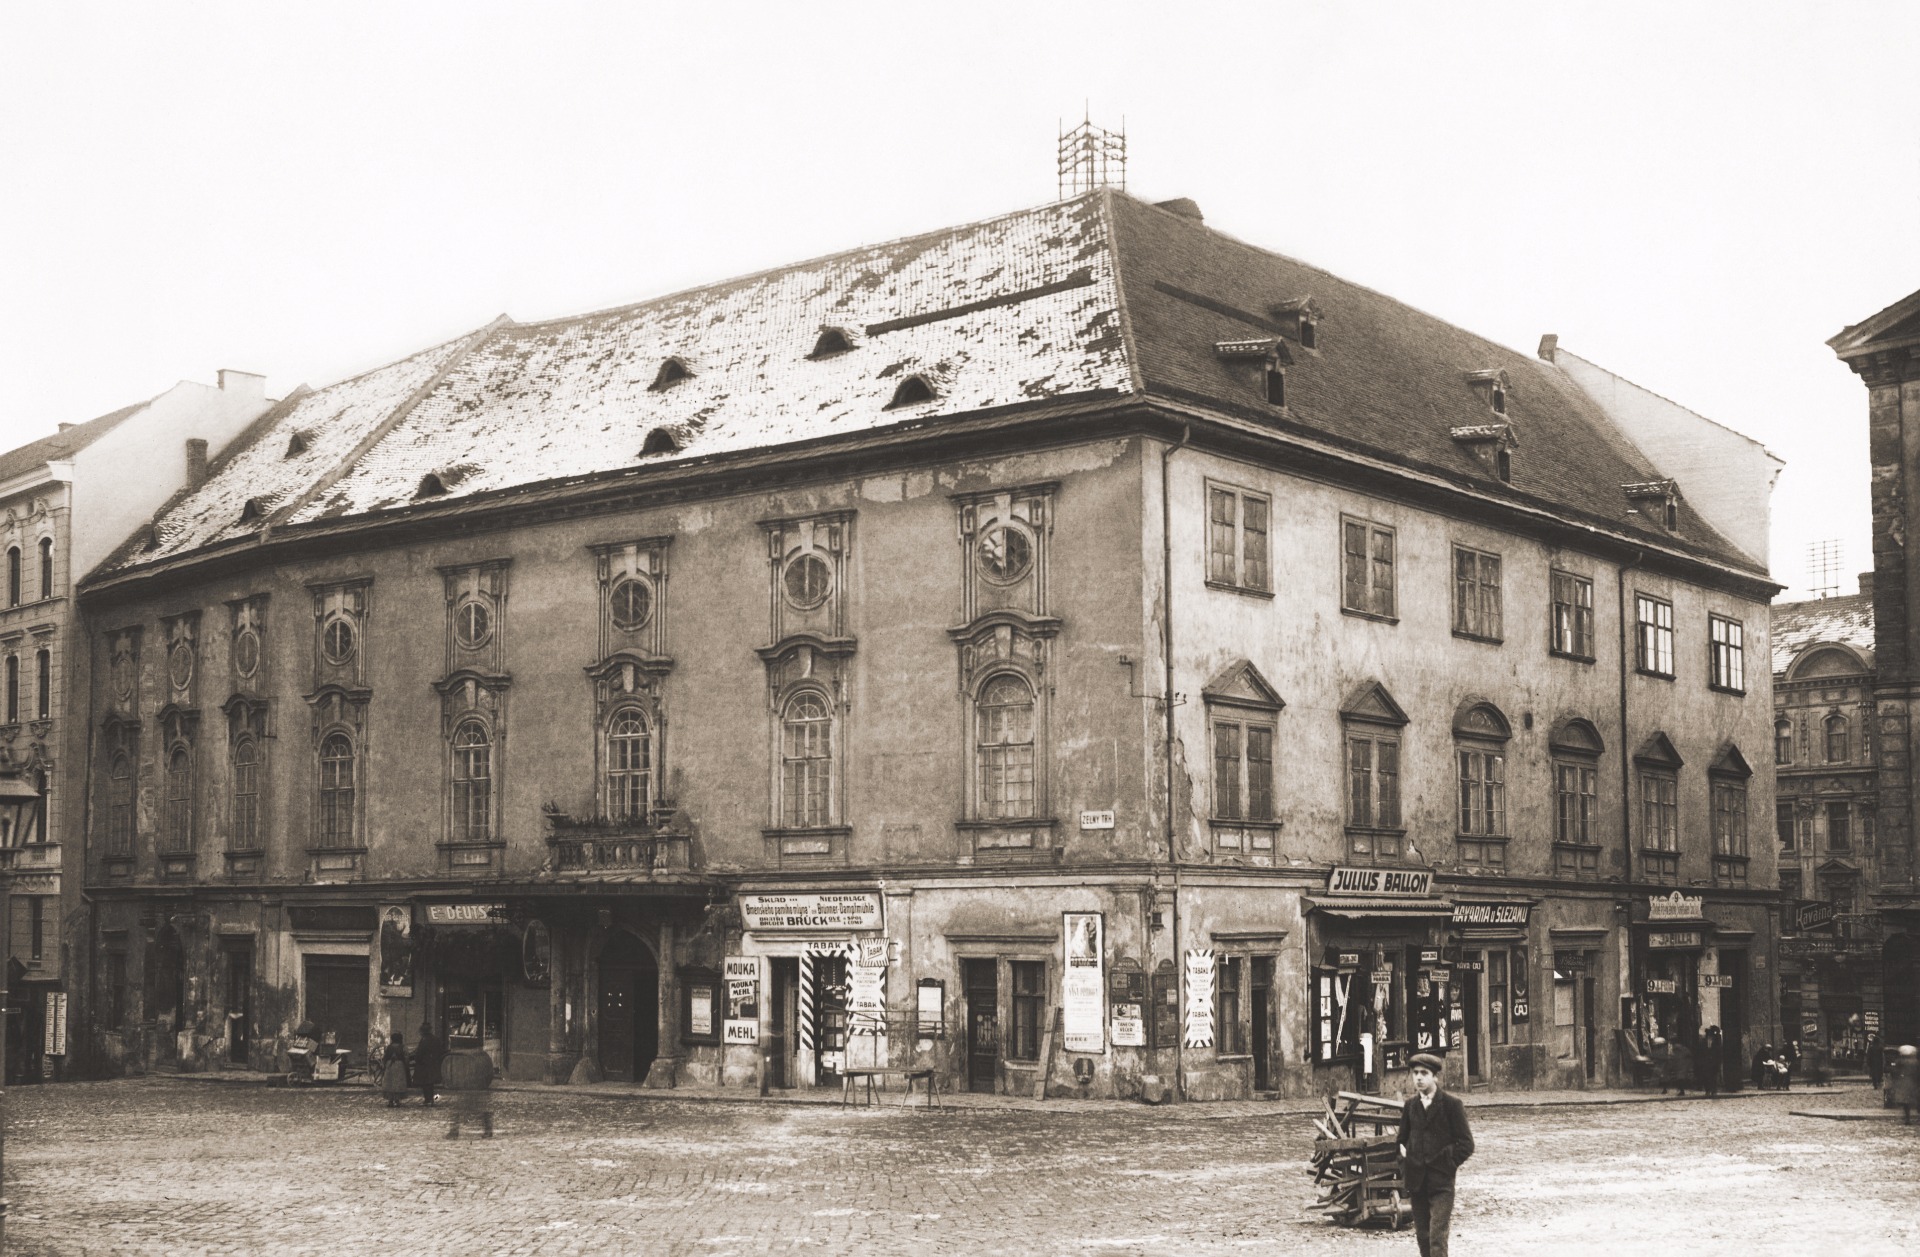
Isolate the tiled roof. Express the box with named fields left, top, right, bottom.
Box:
left=107, top=191, right=1764, bottom=578
left=1771, top=592, right=1874, bottom=676
left=0, top=400, right=150, bottom=485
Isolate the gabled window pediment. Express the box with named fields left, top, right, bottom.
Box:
left=1340, top=681, right=1407, bottom=727
left=1633, top=731, right=1684, bottom=768
left=1202, top=660, right=1284, bottom=712
left=1710, top=742, right=1753, bottom=780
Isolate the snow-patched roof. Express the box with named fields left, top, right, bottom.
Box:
left=108, top=190, right=1765, bottom=579
left=1771, top=592, right=1874, bottom=677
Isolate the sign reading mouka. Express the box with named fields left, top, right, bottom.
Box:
left=1325, top=866, right=1435, bottom=897
left=739, top=891, right=885, bottom=933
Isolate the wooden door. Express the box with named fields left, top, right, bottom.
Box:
left=303, top=956, right=369, bottom=1058
left=1251, top=956, right=1274, bottom=1091
left=597, top=932, right=659, bottom=1084
left=225, top=947, right=253, bottom=1064
left=768, top=957, right=797, bottom=1088
left=964, top=958, right=998, bottom=1093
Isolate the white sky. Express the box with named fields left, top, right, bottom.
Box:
left=4, top=1, right=1917, bottom=600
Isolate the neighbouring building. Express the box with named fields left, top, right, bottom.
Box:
left=1771, top=580, right=1880, bottom=1064
left=1830, top=286, right=1920, bottom=1051
left=72, top=191, right=1781, bottom=1099
left=0, top=369, right=271, bottom=1081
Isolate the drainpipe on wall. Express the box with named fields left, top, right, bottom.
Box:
left=1161, top=425, right=1190, bottom=1101
left=1617, top=550, right=1643, bottom=1044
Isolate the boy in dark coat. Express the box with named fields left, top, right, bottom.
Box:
left=414, top=1020, right=447, bottom=1107
left=1398, top=1053, right=1474, bottom=1257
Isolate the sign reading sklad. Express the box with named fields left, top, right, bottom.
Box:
left=1326, top=866, right=1434, bottom=896
left=739, top=891, right=884, bottom=932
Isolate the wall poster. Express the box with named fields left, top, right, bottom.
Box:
left=378, top=903, right=414, bottom=997
left=1184, top=949, right=1215, bottom=1048
left=1062, top=912, right=1105, bottom=1052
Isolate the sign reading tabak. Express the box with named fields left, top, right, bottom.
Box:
left=1326, top=866, right=1434, bottom=897
left=739, top=891, right=884, bottom=932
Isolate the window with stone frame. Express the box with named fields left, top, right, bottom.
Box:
left=450, top=718, right=493, bottom=843
left=104, top=728, right=138, bottom=858
left=1775, top=718, right=1793, bottom=765
left=35, top=647, right=49, bottom=720
left=1825, top=799, right=1852, bottom=852
left=1708, top=614, right=1745, bottom=693
left=1776, top=800, right=1797, bottom=852
left=434, top=565, right=510, bottom=867
left=1009, top=960, right=1046, bottom=1061
left=6, top=546, right=18, bottom=607
left=1825, top=713, right=1850, bottom=763
left=1635, top=731, right=1683, bottom=882
left=38, top=536, right=53, bottom=600
left=231, top=732, right=261, bottom=849
left=1454, top=702, right=1511, bottom=870
left=1550, top=718, right=1605, bottom=876
left=223, top=695, right=269, bottom=864
left=975, top=673, right=1038, bottom=821
left=317, top=730, right=357, bottom=847
left=1203, top=660, right=1285, bottom=857
left=1341, top=515, right=1396, bottom=620
left=1550, top=569, right=1595, bottom=660
left=779, top=689, right=834, bottom=828
left=759, top=512, right=853, bottom=853
left=1451, top=545, right=1503, bottom=642
left=162, top=742, right=193, bottom=854
left=605, top=704, right=654, bottom=824
left=1207, top=481, right=1271, bottom=595
left=1342, top=682, right=1408, bottom=861
left=4, top=654, right=16, bottom=724
left=1216, top=955, right=1247, bottom=1056
left=1635, top=593, right=1674, bottom=678
left=309, top=580, right=371, bottom=687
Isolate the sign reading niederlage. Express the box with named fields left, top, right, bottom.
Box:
left=1062, top=913, right=1105, bottom=1053
left=739, top=892, right=884, bottom=932
left=1183, top=949, right=1215, bottom=1048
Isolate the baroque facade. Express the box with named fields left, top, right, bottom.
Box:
left=73, top=192, right=1780, bottom=1098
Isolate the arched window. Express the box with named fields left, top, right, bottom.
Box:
left=6, top=546, right=19, bottom=607
left=319, top=733, right=356, bottom=846
left=975, top=674, right=1036, bottom=820
left=231, top=734, right=260, bottom=849
left=3, top=654, right=15, bottom=723
left=108, top=750, right=133, bottom=854
left=1775, top=718, right=1793, bottom=766
left=1453, top=701, right=1511, bottom=869
left=450, top=720, right=492, bottom=842
left=37, top=538, right=52, bottom=600
left=163, top=745, right=192, bottom=853
left=607, top=708, right=652, bottom=823
left=781, top=691, right=833, bottom=827
left=1825, top=714, right=1850, bottom=763
left=35, top=649, right=49, bottom=720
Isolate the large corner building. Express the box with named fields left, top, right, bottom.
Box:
left=72, top=191, right=1782, bottom=1098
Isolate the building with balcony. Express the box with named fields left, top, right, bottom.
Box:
left=72, top=191, right=1780, bottom=1097
left=0, top=369, right=270, bottom=1080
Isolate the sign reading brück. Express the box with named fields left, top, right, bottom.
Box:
left=1326, top=866, right=1434, bottom=896
left=739, top=891, right=884, bottom=932
left=1452, top=903, right=1531, bottom=927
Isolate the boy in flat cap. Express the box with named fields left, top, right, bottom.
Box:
left=1397, top=1052, right=1474, bottom=1257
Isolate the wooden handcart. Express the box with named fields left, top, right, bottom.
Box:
left=1306, top=1091, right=1410, bottom=1229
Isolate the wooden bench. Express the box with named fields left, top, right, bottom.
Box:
left=840, top=1066, right=941, bottom=1108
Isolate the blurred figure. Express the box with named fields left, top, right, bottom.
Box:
left=381, top=1031, right=410, bottom=1107
left=1890, top=1045, right=1919, bottom=1125
left=1866, top=1031, right=1884, bottom=1090
left=1696, top=1026, right=1723, bottom=1098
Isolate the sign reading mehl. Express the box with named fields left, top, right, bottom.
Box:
left=1326, top=866, right=1434, bottom=897
left=739, top=891, right=884, bottom=933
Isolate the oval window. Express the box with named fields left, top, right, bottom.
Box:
left=611, top=577, right=653, bottom=632
left=455, top=599, right=493, bottom=649
left=167, top=641, right=195, bottom=690
left=234, top=628, right=261, bottom=679
left=322, top=616, right=357, bottom=664
left=783, top=554, right=832, bottom=610
left=977, top=524, right=1034, bottom=583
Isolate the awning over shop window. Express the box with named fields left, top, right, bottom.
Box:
left=1306, top=896, right=1455, bottom=920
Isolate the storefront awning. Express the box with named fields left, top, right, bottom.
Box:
left=1306, top=896, right=1455, bottom=920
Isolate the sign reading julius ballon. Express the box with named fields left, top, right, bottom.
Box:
left=1325, top=866, right=1434, bottom=896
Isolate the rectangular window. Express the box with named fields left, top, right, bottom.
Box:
left=1555, top=762, right=1597, bottom=844
left=1640, top=770, right=1678, bottom=879
left=1207, top=485, right=1271, bottom=593
left=1777, top=801, right=1796, bottom=851
left=1713, top=782, right=1749, bottom=857
left=1709, top=615, right=1745, bottom=692
left=1487, top=950, right=1510, bottom=1046
left=1451, top=546, right=1503, bottom=641
left=1212, top=718, right=1276, bottom=822
left=1457, top=749, right=1506, bottom=835
left=1347, top=733, right=1402, bottom=831
left=1010, top=961, right=1045, bottom=1062
left=1826, top=801, right=1851, bottom=852
left=1217, top=956, right=1246, bottom=1056
left=1550, top=570, right=1595, bottom=659
left=1635, top=594, right=1674, bottom=677
left=29, top=894, right=45, bottom=961
left=1341, top=516, right=1396, bottom=619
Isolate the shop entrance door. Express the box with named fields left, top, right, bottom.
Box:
left=768, top=956, right=797, bottom=1089
left=1582, top=974, right=1598, bottom=1082
left=148, top=928, right=186, bottom=1066
left=813, top=955, right=849, bottom=1086
left=964, top=959, right=998, bottom=1093
left=1886, top=935, right=1920, bottom=1049
left=1251, top=956, right=1275, bottom=1091
left=1719, top=951, right=1745, bottom=1092
left=225, top=946, right=253, bottom=1065
left=303, top=955, right=369, bottom=1058
left=1460, top=956, right=1485, bottom=1079
left=597, top=931, right=659, bottom=1084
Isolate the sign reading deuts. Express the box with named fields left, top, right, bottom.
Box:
left=739, top=891, right=884, bottom=932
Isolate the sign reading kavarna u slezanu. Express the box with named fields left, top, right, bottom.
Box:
left=739, top=891, right=884, bottom=932
left=1326, top=866, right=1433, bottom=896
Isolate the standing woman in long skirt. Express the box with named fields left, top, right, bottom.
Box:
left=382, top=1031, right=412, bottom=1107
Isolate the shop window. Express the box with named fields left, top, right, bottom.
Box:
left=1549, top=570, right=1595, bottom=660
left=1775, top=718, right=1793, bottom=765
left=1217, top=956, right=1246, bottom=1056
left=1340, top=515, right=1396, bottom=620
left=1826, top=800, right=1852, bottom=852
left=440, top=978, right=504, bottom=1058
left=1635, top=593, right=1674, bottom=678
left=1207, top=482, right=1271, bottom=594
left=1825, top=714, right=1849, bottom=764
left=1311, top=967, right=1361, bottom=1062
left=1009, top=961, right=1045, bottom=1061
left=318, top=731, right=357, bottom=846
left=780, top=690, right=834, bottom=828
left=974, top=673, right=1037, bottom=820
left=1451, top=545, right=1503, bottom=642
left=1708, top=615, right=1745, bottom=692
left=1487, top=950, right=1510, bottom=1046
left=1776, top=801, right=1796, bottom=851
left=678, top=966, right=721, bottom=1045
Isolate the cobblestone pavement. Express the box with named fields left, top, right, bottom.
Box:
left=7, top=1077, right=1918, bottom=1256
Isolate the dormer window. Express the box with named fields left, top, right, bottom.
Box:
left=1496, top=449, right=1511, bottom=483
left=1265, top=368, right=1286, bottom=406
left=1491, top=386, right=1506, bottom=415
left=1298, top=316, right=1317, bottom=350
left=1215, top=339, right=1291, bottom=408
left=885, top=375, right=937, bottom=409
left=238, top=497, right=271, bottom=525
left=1450, top=423, right=1516, bottom=484
left=649, top=357, right=692, bottom=391
left=1623, top=479, right=1682, bottom=533
left=285, top=430, right=312, bottom=458
left=809, top=328, right=856, bottom=359
left=416, top=474, right=448, bottom=499
left=640, top=427, right=683, bottom=456
left=1465, top=368, right=1511, bottom=416
left=1269, top=297, right=1321, bottom=350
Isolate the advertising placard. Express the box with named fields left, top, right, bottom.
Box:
left=1325, top=866, right=1434, bottom=896
left=1062, top=913, right=1105, bottom=1052
left=723, top=1019, right=759, bottom=1045
left=1648, top=891, right=1705, bottom=921
left=424, top=902, right=507, bottom=926
left=1111, top=1004, right=1146, bottom=1047
left=44, top=991, right=67, bottom=1056
left=847, top=951, right=887, bottom=1036
left=1183, top=949, right=1215, bottom=1048
left=688, top=985, right=714, bottom=1037
left=740, top=891, right=884, bottom=933
left=378, top=903, right=414, bottom=997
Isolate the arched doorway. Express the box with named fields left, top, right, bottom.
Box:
left=597, top=930, right=659, bottom=1084
left=1885, top=934, right=1920, bottom=1049
left=146, top=926, right=186, bottom=1066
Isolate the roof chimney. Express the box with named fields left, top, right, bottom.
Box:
left=1859, top=570, right=1875, bottom=598
left=217, top=369, right=266, bottom=400
left=1537, top=333, right=1559, bottom=362
left=185, top=438, right=209, bottom=490
left=1155, top=197, right=1204, bottom=222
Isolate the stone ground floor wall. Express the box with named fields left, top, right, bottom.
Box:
left=71, top=876, right=1783, bottom=1100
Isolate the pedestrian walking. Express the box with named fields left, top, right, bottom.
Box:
left=1866, top=1032, right=1884, bottom=1090
left=1397, top=1052, right=1473, bottom=1257
left=1696, top=1026, right=1723, bottom=1098
left=1890, top=1045, right=1920, bottom=1125
left=414, top=1020, right=447, bottom=1107
left=380, top=1031, right=411, bottom=1107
